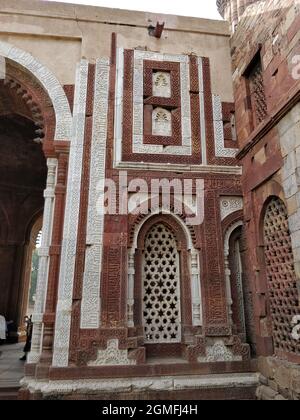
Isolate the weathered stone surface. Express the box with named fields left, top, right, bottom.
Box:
left=274, top=365, right=292, bottom=390
left=256, top=385, right=278, bottom=401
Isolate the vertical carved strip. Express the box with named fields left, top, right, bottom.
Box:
left=224, top=248, right=234, bottom=327
left=114, top=48, right=124, bottom=165
left=198, top=57, right=207, bottom=165
left=52, top=60, right=88, bottom=367
left=38, top=151, right=69, bottom=365
left=80, top=58, right=110, bottom=329
left=191, top=250, right=202, bottom=326
left=127, top=250, right=135, bottom=328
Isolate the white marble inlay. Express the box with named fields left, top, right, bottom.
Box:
left=152, top=107, right=172, bottom=136
left=220, top=196, right=243, bottom=221
left=0, top=41, right=72, bottom=140
left=88, top=339, right=136, bottom=366
left=132, top=51, right=192, bottom=156
left=153, top=71, right=171, bottom=98
left=52, top=60, right=89, bottom=368
left=212, top=94, right=238, bottom=158
left=80, top=58, right=110, bottom=330
left=114, top=48, right=193, bottom=160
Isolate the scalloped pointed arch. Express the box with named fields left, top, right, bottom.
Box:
left=0, top=41, right=72, bottom=140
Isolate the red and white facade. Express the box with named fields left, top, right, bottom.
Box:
left=0, top=0, right=299, bottom=401
left=1, top=34, right=258, bottom=399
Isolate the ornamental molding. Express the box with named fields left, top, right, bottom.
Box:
left=21, top=373, right=259, bottom=395
left=80, top=58, right=110, bottom=330
left=198, top=339, right=242, bottom=363
left=52, top=60, right=89, bottom=368
left=0, top=41, right=72, bottom=140
left=213, top=94, right=238, bottom=158
left=88, top=339, right=136, bottom=366
left=116, top=161, right=242, bottom=175
left=131, top=49, right=192, bottom=156
left=220, top=196, right=243, bottom=221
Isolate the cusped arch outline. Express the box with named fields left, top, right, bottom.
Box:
left=0, top=41, right=72, bottom=140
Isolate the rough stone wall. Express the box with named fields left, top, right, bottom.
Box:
left=257, top=356, right=300, bottom=400
left=278, top=104, right=300, bottom=284
left=217, top=0, right=260, bottom=31
left=230, top=0, right=300, bottom=399
left=231, top=0, right=300, bottom=148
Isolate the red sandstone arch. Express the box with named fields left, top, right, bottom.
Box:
left=222, top=209, right=244, bottom=237
left=128, top=197, right=199, bottom=250
left=1, top=61, right=57, bottom=150
left=0, top=54, right=69, bottom=339
left=137, top=214, right=189, bottom=251
left=257, top=179, right=286, bottom=245
left=0, top=41, right=72, bottom=142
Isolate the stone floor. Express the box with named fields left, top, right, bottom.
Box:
left=0, top=343, right=24, bottom=389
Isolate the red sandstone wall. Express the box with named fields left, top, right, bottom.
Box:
left=231, top=0, right=300, bottom=149
left=229, top=0, right=300, bottom=397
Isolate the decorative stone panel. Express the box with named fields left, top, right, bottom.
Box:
left=52, top=60, right=89, bottom=368
left=114, top=47, right=239, bottom=167
left=152, top=71, right=171, bottom=98
left=220, top=196, right=243, bottom=221
left=264, top=197, right=300, bottom=357
left=114, top=48, right=200, bottom=165
left=152, top=107, right=172, bottom=136
left=80, top=58, right=110, bottom=329
left=0, top=41, right=72, bottom=140
left=198, top=339, right=242, bottom=363
left=213, top=94, right=238, bottom=158
left=88, top=339, right=136, bottom=366
left=142, top=223, right=181, bottom=343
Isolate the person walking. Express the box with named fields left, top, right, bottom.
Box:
left=20, top=316, right=33, bottom=361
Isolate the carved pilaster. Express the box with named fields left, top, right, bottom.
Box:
left=127, top=251, right=135, bottom=328
left=28, top=158, right=57, bottom=364
left=191, top=250, right=202, bottom=326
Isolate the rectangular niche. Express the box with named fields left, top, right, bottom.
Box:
left=152, top=107, right=172, bottom=136
left=152, top=71, right=171, bottom=98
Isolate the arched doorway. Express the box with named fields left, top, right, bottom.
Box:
left=130, top=213, right=202, bottom=360
left=224, top=221, right=256, bottom=355
left=0, top=65, right=47, bottom=342
left=0, top=42, right=72, bottom=363
left=18, top=215, right=43, bottom=340
left=263, top=197, right=300, bottom=358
